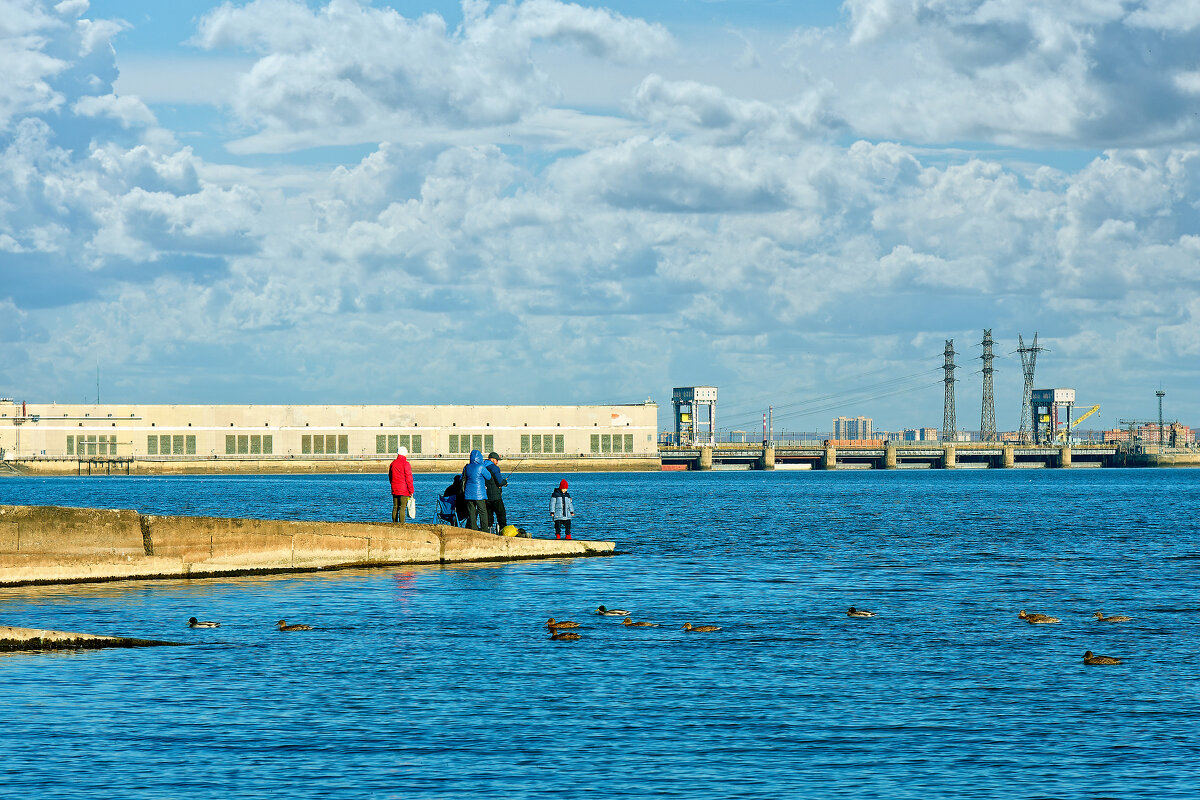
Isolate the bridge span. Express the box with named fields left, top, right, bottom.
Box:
left=660, top=443, right=1125, bottom=470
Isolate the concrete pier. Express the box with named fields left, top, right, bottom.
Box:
left=698, top=446, right=714, bottom=471
left=0, top=504, right=616, bottom=587
left=1002, top=445, right=1015, bottom=469
left=821, top=446, right=836, bottom=470
left=884, top=444, right=897, bottom=470
left=1059, top=446, right=1072, bottom=468
left=0, top=624, right=184, bottom=651
left=760, top=446, right=775, bottom=471
left=942, top=445, right=957, bottom=469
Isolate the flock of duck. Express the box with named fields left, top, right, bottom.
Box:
left=187, top=616, right=312, bottom=631
left=190, top=605, right=1130, bottom=663
left=544, top=604, right=721, bottom=640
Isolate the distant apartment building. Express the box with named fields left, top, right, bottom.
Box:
left=902, top=427, right=939, bottom=442
left=832, top=416, right=872, bottom=440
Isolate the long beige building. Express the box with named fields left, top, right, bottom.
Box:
left=0, top=400, right=659, bottom=473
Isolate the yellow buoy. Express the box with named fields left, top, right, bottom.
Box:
left=501, top=525, right=519, bottom=537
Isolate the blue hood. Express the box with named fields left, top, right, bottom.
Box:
left=470, top=449, right=483, bottom=464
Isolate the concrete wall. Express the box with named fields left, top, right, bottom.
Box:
left=0, top=400, right=659, bottom=463
left=0, top=504, right=615, bottom=586
left=10, top=456, right=660, bottom=476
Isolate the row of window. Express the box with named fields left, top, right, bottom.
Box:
left=61, top=431, right=640, bottom=456
left=226, top=435, right=274, bottom=455
left=591, top=434, right=636, bottom=454
left=522, top=434, right=566, bottom=454
left=150, top=435, right=197, bottom=455
left=66, top=435, right=119, bottom=456
left=448, top=434, right=492, bottom=455
left=376, top=435, right=425, bottom=454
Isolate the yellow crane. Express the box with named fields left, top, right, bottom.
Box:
left=1057, top=404, right=1100, bottom=442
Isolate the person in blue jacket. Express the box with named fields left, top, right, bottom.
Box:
left=460, top=449, right=492, bottom=531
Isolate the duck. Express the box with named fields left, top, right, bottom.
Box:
left=596, top=605, right=630, bottom=616
left=277, top=619, right=313, bottom=631
left=1018, top=610, right=1060, bottom=624
left=623, top=617, right=659, bottom=627
left=546, top=618, right=580, bottom=629
left=1094, top=612, right=1133, bottom=622
left=682, top=622, right=721, bottom=632
left=1083, top=650, right=1122, bottom=665
left=187, top=617, right=220, bottom=628
left=847, top=607, right=875, bottom=618
left=549, top=629, right=581, bottom=641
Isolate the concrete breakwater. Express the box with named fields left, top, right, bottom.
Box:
left=0, top=504, right=616, bottom=587
left=0, top=624, right=183, bottom=651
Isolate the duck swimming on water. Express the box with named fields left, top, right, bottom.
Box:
left=596, top=605, right=630, bottom=616
left=546, top=618, right=580, bottom=629
left=277, top=620, right=313, bottom=631
left=1083, top=650, right=1122, bottom=665
left=1094, top=612, right=1133, bottom=622
left=549, top=629, right=581, bottom=641
left=847, top=607, right=875, bottom=618
left=188, top=617, right=220, bottom=628
left=623, top=618, right=659, bottom=627
left=1018, top=610, right=1060, bottom=624
left=682, top=622, right=721, bottom=632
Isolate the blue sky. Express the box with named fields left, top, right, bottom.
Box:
left=2, top=0, right=1200, bottom=434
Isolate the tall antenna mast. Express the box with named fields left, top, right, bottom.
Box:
left=1017, top=333, right=1046, bottom=444
left=1157, top=388, right=1166, bottom=447
left=980, top=329, right=996, bottom=441
left=942, top=339, right=957, bottom=442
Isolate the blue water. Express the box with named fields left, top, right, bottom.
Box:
left=2, top=470, right=1199, bottom=799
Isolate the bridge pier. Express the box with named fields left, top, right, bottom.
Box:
left=759, top=446, right=775, bottom=471
left=884, top=443, right=897, bottom=470
left=1002, top=445, right=1015, bottom=469
left=697, top=446, right=713, bottom=471
left=821, top=446, right=836, bottom=470
left=1058, top=445, right=1072, bottom=468
left=942, top=445, right=956, bottom=469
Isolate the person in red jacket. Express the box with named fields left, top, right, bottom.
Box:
left=388, top=446, right=415, bottom=523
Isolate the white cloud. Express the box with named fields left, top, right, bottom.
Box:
left=193, top=0, right=672, bottom=151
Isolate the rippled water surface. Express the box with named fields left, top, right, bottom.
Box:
left=2, top=470, right=1199, bottom=798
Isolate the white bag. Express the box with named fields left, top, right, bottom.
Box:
left=406, top=496, right=416, bottom=519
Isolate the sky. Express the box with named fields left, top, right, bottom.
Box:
left=2, top=0, right=1199, bottom=435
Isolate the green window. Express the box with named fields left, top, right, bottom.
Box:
left=411, top=435, right=422, bottom=454
left=313, top=435, right=324, bottom=455
left=520, top=435, right=530, bottom=453
left=186, top=435, right=196, bottom=455
left=86, top=436, right=97, bottom=456
left=173, top=435, right=184, bottom=455
left=449, top=434, right=459, bottom=453
left=531, top=434, right=542, bottom=454
left=237, top=435, right=248, bottom=455
left=146, top=436, right=157, bottom=456
left=226, top=435, right=236, bottom=455
left=160, top=435, right=171, bottom=455
left=301, top=435, right=311, bottom=454
left=472, top=434, right=483, bottom=452
left=376, top=434, right=386, bottom=454
left=250, top=435, right=261, bottom=455
left=98, top=438, right=108, bottom=456
left=624, top=434, right=634, bottom=453
left=338, top=435, right=348, bottom=454
left=590, top=434, right=600, bottom=453
left=398, top=434, right=410, bottom=452
left=263, top=435, right=273, bottom=455
left=484, top=435, right=493, bottom=454
left=601, top=434, right=611, bottom=453
left=387, top=434, right=398, bottom=453
left=67, top=435, right=75, bottom=456
left=555, top=434, right=565, bottom=453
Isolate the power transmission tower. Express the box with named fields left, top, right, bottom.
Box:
left=1017, top=333, right=1045, bottom=444
left=980, top=329, right=996, bottom=441
left=1157, top=389, right=1166, bottom=447
left=942, top=339, right=957, bottom=442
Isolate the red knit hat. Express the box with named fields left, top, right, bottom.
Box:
left=559, top=479, right=568, bottom=490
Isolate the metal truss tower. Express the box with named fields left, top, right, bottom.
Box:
left=1017, top=333, right=1044, bottom=444
left=942, top=339, right=957, bottom=442
left=980, top=329, right=996, bottom=441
